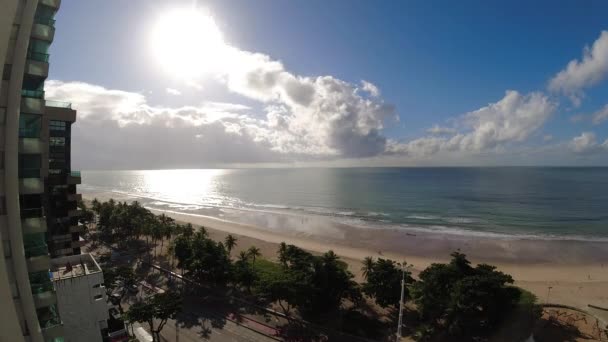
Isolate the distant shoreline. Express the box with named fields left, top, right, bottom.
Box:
left=82, top=193, right=608, bottom=318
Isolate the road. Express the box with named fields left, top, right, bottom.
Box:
left=159, top=313, right=279, bottom=342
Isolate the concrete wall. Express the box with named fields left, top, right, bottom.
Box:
left=53, top=270, right=109, bottom=342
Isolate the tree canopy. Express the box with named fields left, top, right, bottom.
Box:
left=412, top=251, right=520, bottom=339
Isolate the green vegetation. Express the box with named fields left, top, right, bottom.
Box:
left=103, top=266, right=137, bottom=312
left=125, top=291, right=182, bottom=342
left=362, top=257, right=414, bottom=308
left=89, top=199, right=537, bottom=341
left=411, top=252, right=522, bottom=340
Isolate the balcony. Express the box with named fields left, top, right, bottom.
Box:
left=38, top=304, right=63, bottom=339
left=46, top=100, right=71, bottom=109
left=22, top=216, right=47, bottom=234
left=46, top=101, right=76, bottom=122
left=21, top=89, right=45, bottom=99
left=24, top=59, right=49, bottom=78
left=68, top=208, right=83, bottom=217
left=34, top=15, right=56, bottom=27
left=25, top=244, right=49, bottom=259
left=31, top=23, right=55, bottom=42
left=19, top=178, right=44, bottom=194
left=19, top=137, right=44, bottom=154
left=21, top=206, right=43, bottom=218
left=40, top=0, right=61, bottom=9
left=27, top=254, right=50, bottom=272
left=30, top=279, right=54, bottom=296
left=67, top=171, right=81, bottom=185
left=67, top=193, right=82, bottom=202
left=22, top=97, right=45, bottom=114
left=27, top=50, right=50, bottom=63
left=34, top=290, right=57, bottom=309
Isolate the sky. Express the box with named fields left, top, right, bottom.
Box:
left=45, top=0, right=608, bottom=169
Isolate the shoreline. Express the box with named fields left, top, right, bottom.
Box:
left=82, top=194, right=608, bottom=316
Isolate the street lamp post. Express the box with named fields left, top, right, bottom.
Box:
left=546, top=286, right=553, bottom=304
left=397, top=262, right=406, bottom=340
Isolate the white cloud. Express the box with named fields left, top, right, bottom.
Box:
left=166, top=88, right=181, bottom=95
left=427, top=125, right=456, bottom=135
left=570, top=132, right=601, bottom=154
left=548, top=31, right=608, bottom=106
left=388, top=91, right=556, bottom=156
left=361, top=80, right=380, bottom=97
left=591, top=104, right=608, bottom=125
left=214, top=48, right=396, bottom=157
left=543, top=135, right=553, bottom=142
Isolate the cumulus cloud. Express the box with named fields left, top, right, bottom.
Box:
left=215, top=48, right=396, bottom=157
left=569, top=132, right=608, bottom=154
left=166, top=88, right=181, bottom=95
left=45, top=80, right=290, bottom=168
left=591, top=104, right=608, bottom=125
left=388, top=91, right=556, bottom=156
left=548, top=31, right=608, bottom=106
left=427, top=125, right=456, bottom=135
left=361, top=80, right=380, bottom=97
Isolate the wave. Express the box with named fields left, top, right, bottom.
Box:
left=80, top=187, right=608, bottom=243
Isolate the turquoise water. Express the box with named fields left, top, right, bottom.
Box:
left=80, top=168, right=608, bottom=240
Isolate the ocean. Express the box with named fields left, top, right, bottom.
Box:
left=79, top=167, right=608, bottom=241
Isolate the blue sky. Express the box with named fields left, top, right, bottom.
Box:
left=46, top=0, right=608, bottom=168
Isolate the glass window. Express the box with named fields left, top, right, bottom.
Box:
left=18, top=154, right=41, bottom=179
left=49, top=120, right=66, bottom=131
left=29, top=271, right=53, bottom=295
left=37, top=304, right=61, bottom=329
left=49, top=137, right=65, bottom=146
left=19, top=113, right=42, bottom=138
left=23, top=233, right=48, bottom=258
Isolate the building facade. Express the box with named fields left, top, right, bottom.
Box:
left=0, top=0, right=88, bottom=341
left=50, top=253, right=117, bottom=342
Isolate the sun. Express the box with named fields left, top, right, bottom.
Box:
left=150, top=8, right=228, bottom=80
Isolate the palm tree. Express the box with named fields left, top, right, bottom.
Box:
left=247, top=246, right=261, bottom=264
left=237, top=251, right=249, bottom=263
left=182, top=223, right=194, bottom=237
left=361, top=256, right=375, bottom=280
left=278, top=242, right=288, bottom=268
left=199, top=225, right=208, bottom=238
left=91, top=198, right=101, bottom=214
left=224, top=235, right=237, bottom=256
left=151, top=222, right=164, bottom=261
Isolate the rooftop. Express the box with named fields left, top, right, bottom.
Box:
left=50, top=253, right=101, bottom=281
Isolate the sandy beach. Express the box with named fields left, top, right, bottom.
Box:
left=83, top=194, right=608, bottom=322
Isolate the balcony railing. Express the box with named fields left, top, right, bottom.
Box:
left=34, top=16, right=56, bottom=27
left=69, top=171, right=81, bottom=177
left=27, top=50, right=50, bottom=63
left=21, top=208, right=44, bottom=219
left=22, top=89, right=45, bottom=99
left=25, top=244, right=49, bottom=258
left=19, top=168, right=41, bottom=179
left=38, top=304, right=61, bottom=330
left=45, top=100, right=71, bottom=109
left=31, top=280, right=54, bottom=294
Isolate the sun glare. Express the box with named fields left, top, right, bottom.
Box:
left=150, top=8, right=228, bottom=80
